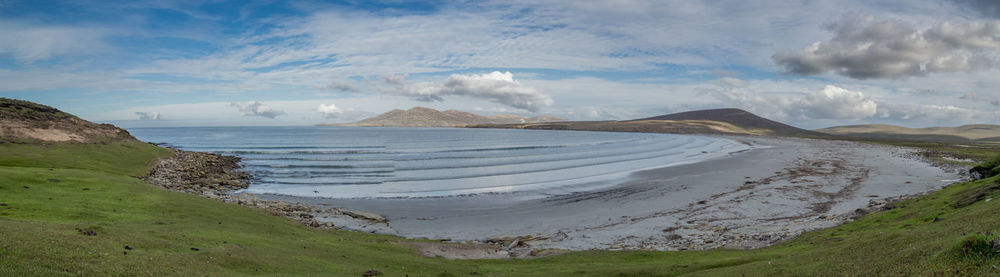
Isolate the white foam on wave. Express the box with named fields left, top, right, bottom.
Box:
left=241, top=135, right=756, bottom=199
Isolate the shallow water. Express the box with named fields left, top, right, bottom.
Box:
left=128, top=127, right=749, bottom=198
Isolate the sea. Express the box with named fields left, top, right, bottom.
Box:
left=128, top=127, right=751, bottom=199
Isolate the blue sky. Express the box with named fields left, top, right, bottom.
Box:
left=1, top=0, right=999, bottom=128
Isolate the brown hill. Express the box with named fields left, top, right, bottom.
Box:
left=632, top=108, right=825, bottom=137
left=325, top=107, right=565, bottom=127
left=0, top=98, right=135, bottom=143
left=816, top=124, right=1000, bottom=143
left=469, top=108, right=828, bottom=138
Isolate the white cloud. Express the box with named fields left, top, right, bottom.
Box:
left=230, top=101, right=286, bottom=118
left=0, top=21, right=108, bottom=61
left=316, top=103, right=344, bottom=118
left=960, top=91, right=981, bottom=100
left=386, top=71, right=553, bottom=112
left=797, top=85, right=878, bottom=119
left=876, top=102, right=986, bottom=124
left=134, top=111, right=161, bottom=120
left=774, top=16, right=1000, bottom=79
left=715, top=83, right=879, bottom=120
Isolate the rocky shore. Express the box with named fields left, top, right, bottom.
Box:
left=141, top=147, right=394, bottom=234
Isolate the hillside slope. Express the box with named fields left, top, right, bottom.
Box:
left=326, top=107, right=564, bottom=127
left=470, top=108, right=829, bottom=138
left=817, top=124, right=1000, bottom=143
left=633, top=108, right=822, bottom=137
left=0, top=98, right=134, bottom=143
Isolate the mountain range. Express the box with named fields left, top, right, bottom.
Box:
left=467, top=108, right=830, bottom=138
left=323, top=107, right=565, bottom=127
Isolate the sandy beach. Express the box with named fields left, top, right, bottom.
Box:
left=257, top=136, right=963, bottom=256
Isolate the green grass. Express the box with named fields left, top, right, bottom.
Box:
left=4, top=142, right=1000, bottom=276
left=0, top=141, right=170, bottom=176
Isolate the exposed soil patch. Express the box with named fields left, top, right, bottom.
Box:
left=0, top=98, right=134, bottom=143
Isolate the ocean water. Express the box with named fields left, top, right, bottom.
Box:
left=128, top=127, right=751, bottom=199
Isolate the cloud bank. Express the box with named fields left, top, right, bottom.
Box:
left=385, top=71, right=553, bottom=112
left=230, top=101, right=286, bottom=118
left=324, top=82, right=359, bottom=92
left=134, top=112, right=161, bottom=120
left=718, top=85, right=877, bottom=120
left=0, top=21, right=107, bottom=61
left=774, top=17, right=1000, bottom=79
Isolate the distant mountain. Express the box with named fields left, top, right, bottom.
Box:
left=631, top=108, right=826, bottom=137
left=468, top=108, right=829, bottom=138
left=816, top=124, right=1000, bottom=143
left=0, top=98, right=135, bottom=143
left=324, top=107, right=565, bottom=127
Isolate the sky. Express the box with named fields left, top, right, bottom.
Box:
left=1, top=0, right=999, bottom=129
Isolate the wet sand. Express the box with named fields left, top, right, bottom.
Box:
left=258, top=136, right=963, bottom=255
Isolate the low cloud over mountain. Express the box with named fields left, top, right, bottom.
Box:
left=383, top=71, right=553, bottom=112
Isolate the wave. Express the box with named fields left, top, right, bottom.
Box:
left=213, top=150, right=395, bottom=155
left=186, top=145, right=386, bottom=150
left=245, top=164, right=393, bottom=169
left=129, top=126, right=753, bottom=198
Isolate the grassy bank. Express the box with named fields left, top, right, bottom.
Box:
left=3, top=141, right=1000, bottom=276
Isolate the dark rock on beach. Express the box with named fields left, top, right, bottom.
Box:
left=141, top=148, right=252, bottom=197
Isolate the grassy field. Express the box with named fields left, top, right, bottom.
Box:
left=3, top=141, right=1000, bottom=276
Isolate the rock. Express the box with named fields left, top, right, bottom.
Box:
left=340, top=209, right=387, bottom=223
left=190, top=247, right=199, bottom=251
left=504, top=239, right=520, bottom=251
left=124, top=245, right=134, bottom=250
left=991, top=236, right=1000, bottom=252
left=76, top=228, right=97, bottom=236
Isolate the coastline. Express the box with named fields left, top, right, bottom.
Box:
left=256, top=136, right=965, bottom=256
left=143, top=135, right=965, bottom=258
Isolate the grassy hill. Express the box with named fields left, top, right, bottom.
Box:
left=631, top=108, right=825, bottom=137
left=817, top=124, right=1000, bottom=143
left=470, top=108, right=831, bottom=138
left=0, top=98, right=134, bottom=143
left=4, top=99, right=1000, bottom=275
